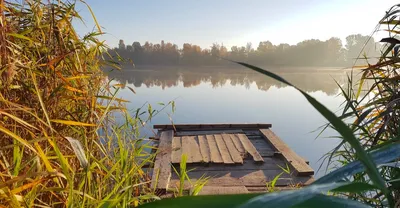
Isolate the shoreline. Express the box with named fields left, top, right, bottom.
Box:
left=106, top=64, right=356, bottom=73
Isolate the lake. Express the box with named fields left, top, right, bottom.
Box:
left=107, top=66, right=350, bottom=177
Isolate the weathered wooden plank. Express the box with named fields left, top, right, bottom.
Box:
left=193, top=186, right=249, bottom=195
left=299, top=155, right=310, bottom=165
left=171, top=137, right=182, bottom=163
left=170, top=177, right=315, bottom=189
left=176, top=157, right=286, bottom=171
left=169, top=177, right=313, bottom=189
left=246, top=186, right=297, bottom=193
left=151, top=130, right=173, bottom=189
left=222, top=134, right=243, bottom=164
left=176, top=129, right=244, bottom=136
left=259, top=129, right=314, bottom=176
left=198, top=135, right=210, bottom=163
left=181, top=136, right=191, bottom=163
left=229, top=134, right=246, bottom=156
left=191, top=136, right=203, bottom=163
left=181, top=136, right=202, bottom=163
left=170, top=169, right=314, bottom=188
left=214, top=134, right=234, bottom=164
left=206, top=135, right=223, bottom=163
left=235, top=134, right=264, bottom=162
left=153, top=123, right=272, bottom=130
left=182, top=169, right=291, bottom=179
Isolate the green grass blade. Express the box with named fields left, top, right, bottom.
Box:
left=239, top=182, right=346, bottom=208
left=138, top=194, right=261, bottom=208
left=294, top=194, right=372, bottom=208
left=138, top=192, right=371, bottom=208
left=235, top=62, right=389, bottom=195
left=315, top=143, right=400, bottom=184
left=332, top=182, right=377, bottom=193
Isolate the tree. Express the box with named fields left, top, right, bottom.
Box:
left=118, top=39, right=126, bottom=50
left=143, top=41, right=153, bottom=53
left=126, top=45, right=133, bottom=52
left=246, top=42, right=253, bottom=53
left=325, top=37, right=344, bottom=65
left=211, top=43, right=220, bottom=57
left=107, top=34, right=377, bottom=67
left=161, top=40, right=165, bottom=52
left=257, top=41, right=275, bottom=53
left=345, top=34, right=378, bottom=65
left=219, top=44, right=228, bottom=57
left=132, top=42, right=143, bottom=52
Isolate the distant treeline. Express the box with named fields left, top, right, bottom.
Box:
left=107, top=34, right=380, bottom=67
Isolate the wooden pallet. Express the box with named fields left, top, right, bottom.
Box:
left=150, top=123, right=314, bottom=193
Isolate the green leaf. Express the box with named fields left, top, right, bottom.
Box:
left=51, top=119, right=96, bottom=126
left=6, top=33, right=34, bottom=42
left=235, top=62, right=388, bottom=196
left=378, top=162, right=400, bottom=168
left=239, top=182, right=346, bottom=208
left=138, top=192, right=371, bottom=208
left=332, top=182, right=377, bottom=193
left=0, top=124, right=37, bottom=154
left=294, top=194, right=371, bottom=208
left=138, top=194, right=260, bottom=208
left=171, top=101, right=176, bottom=113
left=315, top=143, right=400, bottom=184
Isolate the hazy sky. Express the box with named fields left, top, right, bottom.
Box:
left=76, top=0, right=397, bottom=49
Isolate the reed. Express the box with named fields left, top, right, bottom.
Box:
left=0, top=1, right=159, bottom=207
left=320, top=4, right=400, bottom=207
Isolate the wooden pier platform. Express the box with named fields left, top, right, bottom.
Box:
left=151, top=123, right=314, bottom=195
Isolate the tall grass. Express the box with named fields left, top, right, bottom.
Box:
left=171, top=154, right=209, bottom=197
left=321, top=4, right=400, bottom=207
left=0, top=1, right=160, bottom=207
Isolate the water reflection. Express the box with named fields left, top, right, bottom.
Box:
left=107, top=66, right=356, bottom=177
left=106, top=67, right=349, bottom=95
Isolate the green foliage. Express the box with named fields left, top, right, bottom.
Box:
left=139, top=192, right=375, bottom=208
left=319, top=3, right=400, bottom=207
left=266, top=163, right=291, bottom=192
left=171, top=154, right=209, bottom=197
left=138, top=193, right=260, bottom=208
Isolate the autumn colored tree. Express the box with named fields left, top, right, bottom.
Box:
left=108, top=34, right=379, bottom=67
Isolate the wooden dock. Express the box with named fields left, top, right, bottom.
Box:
left=151, top=123, right=314, bottom=195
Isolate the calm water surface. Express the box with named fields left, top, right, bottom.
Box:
left=108, top=66, right=348, bottom=177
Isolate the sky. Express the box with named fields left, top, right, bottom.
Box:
left=75, top=0, right=398, bottom=49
